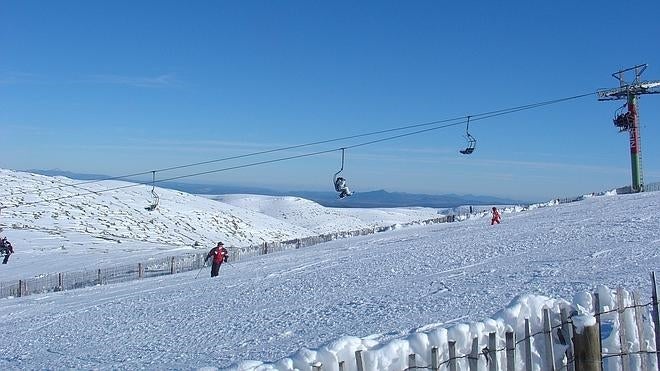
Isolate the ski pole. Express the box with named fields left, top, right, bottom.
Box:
left=194, top=263, right=206, bottom=279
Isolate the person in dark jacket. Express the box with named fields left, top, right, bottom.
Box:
left=1, top=237, right=13, bottom=264
left=205, top=242, right=229, bottom=277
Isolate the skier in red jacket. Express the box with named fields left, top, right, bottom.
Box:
left=491, top=207, right=501, bottom=225
left=205, top=242, right=229, bottom=277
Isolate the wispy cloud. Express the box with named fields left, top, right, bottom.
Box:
left=82, top=73, right=177, bottom=88
left=0, top=72, right=40, bottom=85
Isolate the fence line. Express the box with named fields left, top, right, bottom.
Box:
left=0, top=215, right=453, bottom=299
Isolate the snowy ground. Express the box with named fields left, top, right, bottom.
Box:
left=0, top=169, right=440, bottom=280
left=0, top=178, right=658, bottom=370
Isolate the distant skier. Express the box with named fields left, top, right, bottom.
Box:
left=204, top=242, right=229, bottom=277
left=1, top=237, right=14, bottom=264
left=491, top=207, right=501, bottom=225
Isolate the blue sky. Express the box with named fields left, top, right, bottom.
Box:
left=1, top=1, right=659, bottom=201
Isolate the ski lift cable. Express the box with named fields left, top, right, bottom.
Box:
left=0, top=91, right=595, bottom=199
left=6, top=91, right=585, bottom=210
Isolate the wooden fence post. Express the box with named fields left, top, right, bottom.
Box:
left=170, top=257, right=176, bottom=274
left=650, top=272, right=660, bottom=370
left=573, top=321, right=602, bottom=371
left=312, top=361, right=322, bottom=371
left=488, top=332, right=497, bottom=371
left=138, top=263, right=144, bottom=279
left=338, top=360, right=345, bottom=371
left=593, top=293, right=604, bottom=366
left=525, top=319, right=533, bottom=371
left=616, top=287, right=630, bottom=371
left=431, top=346, right=439, bottom=371
left=543, top=308, right=557, bottom=371
left=506, top=331, right=516, bottom=371
left=17, top=280, right=24, bottom=297
left=355, top=350, right=364, bottom=371
left=469, top=336, right=479, bottom=371
left=57, top=273, right=64, bottom=291
left=97, top=268, right=102, bottom=285
left=633, top=290, right=648, bottom=371
left=448, top=341, right=457, bottom=371
left=408, top=353, right=416, bottom=369
left=561, top=306, right=576, bottom=371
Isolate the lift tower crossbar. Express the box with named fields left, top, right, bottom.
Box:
left=597, top=64, right=660, bottom=192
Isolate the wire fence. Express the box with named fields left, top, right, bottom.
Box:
left=0, top=216, right=452, bottom=299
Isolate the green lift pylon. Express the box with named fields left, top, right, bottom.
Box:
left=598, top=64, right=660, bottom=192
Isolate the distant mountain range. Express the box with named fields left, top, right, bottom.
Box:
left=28, top=169, right=529, bottom=208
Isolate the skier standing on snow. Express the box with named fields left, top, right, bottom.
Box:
left=205, top=242, right=229, bottom=277
left=491, top=207, right=501, bottom=225
left=1, top=237, right=13, bottom=264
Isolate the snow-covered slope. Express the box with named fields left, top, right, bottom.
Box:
left=0, top=169, right=440, bottom=280
left=0, top=189, right=658, bottom=370
left=214, top=194, right=440, bottom=233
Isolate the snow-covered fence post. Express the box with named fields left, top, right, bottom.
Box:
left=524, top=319, right=533, bottom=371
left=543, top=308, right=557, bottom=370
left=448, top=341, right=457, bottom=371
left=469, top=336, right=479, bottom=371
left=408, top=353, right=416, bottom=369
left=338, top=360, right=345, bottom=371
left=560, top=306, right=575, bottom=371
left=262, top=242, right=268, bottom=255
left=488, top=332, right=497, bottom=371
left=354, top=350, right=364, bottom=371
left=505, top=331, right=516, bottom=371
left=632, top=290, right=648, bottom=371
left=311, top=361, right=322, bottom=371
left=650, top=272, right=660, bottom=370
left=616, top=287, right=630, bottom=371
left=138, top=263, right=144, bottom=279
left=431, top=346, right=439, bottom=371
left=572, top=321, right=601, bottom=371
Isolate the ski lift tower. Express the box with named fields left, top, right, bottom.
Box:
left=597, top=64, right=660, bottom=192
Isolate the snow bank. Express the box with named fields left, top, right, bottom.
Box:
left=231, top=286, right=657, bottom=371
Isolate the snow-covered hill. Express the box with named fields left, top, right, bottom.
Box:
left=212, top=194, right=440, bottom=233
left=0, top=169, right=439, bottom=280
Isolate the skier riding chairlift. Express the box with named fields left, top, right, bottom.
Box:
left=333, top=148, right=353, bottom=199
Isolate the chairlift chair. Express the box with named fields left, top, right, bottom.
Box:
left=459, top=116, right=477, bottom=155
left=332, top=148, right=352, bottom=199
left=145, top=171, right=160, bottom=211
left=613, top=103, right=634, bottom=131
